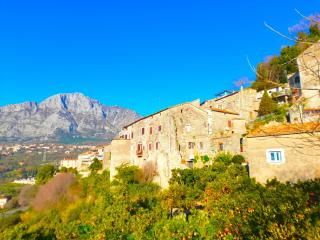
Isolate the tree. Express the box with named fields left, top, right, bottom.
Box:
left=258, top=90, right=277, bottom=116
left=89, top=158, right=102, bottom=172
left=35, top=164, right=55, bottom=185
left=32, top=173, right=77, bottom=211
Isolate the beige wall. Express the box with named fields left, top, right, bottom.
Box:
left=297, top=42, right=320, bottom=108
left=60, top=159, right=78, bottom=169
left=246, top=133, right=320, bottom=183
left=109, top=139, right=131, bottom=179
left=203, top=88, right=259, bottom=122
left=103, top=144, right=111, bottom=170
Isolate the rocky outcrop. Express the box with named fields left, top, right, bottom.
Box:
left=0, top=93, right=140, bottom=142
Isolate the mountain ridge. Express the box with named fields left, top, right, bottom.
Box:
left=0, top=93, right=141, bottom=143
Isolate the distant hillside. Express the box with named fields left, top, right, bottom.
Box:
left=0, top=93, right=141, bottom=143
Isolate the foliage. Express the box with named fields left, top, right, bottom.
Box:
left=1, top=155, right=320, bottom=239
left=251, top=104, right=290, bottom=131
left=113, top=164, right=141, bottom=185
left=89, top=158, right=103, bottom=172
left=252, top=23, right=320, bottom=91
left=18, top=185, right=38, bottom=207
left=0, top=212, right=21, bottom=232
left=59, top=166, right=78, bottom=175
left=258, top=90, right=277, bottom=116
left=0, top=183, right=23, bottom=198
left=32, top=173, right=77, bottom=211
left=231, top=154, right=245, bottom=164
left=35, top=164, right=55, bottom=185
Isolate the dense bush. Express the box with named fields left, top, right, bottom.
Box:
left=89, top=158, right=102, bottom=172
left=35, top=164, right=56, bottom=185
left=1, top=153, right=319, bottom=239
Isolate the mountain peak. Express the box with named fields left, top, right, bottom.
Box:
left=39, top=92, right=102, bottom=112
left=0, top=93, right=140, bottom=143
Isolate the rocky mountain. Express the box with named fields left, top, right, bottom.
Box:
left=0, top=93, right=140, bottom=143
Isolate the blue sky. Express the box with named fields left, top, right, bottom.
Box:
left=0, top=1, right=318, bottom=115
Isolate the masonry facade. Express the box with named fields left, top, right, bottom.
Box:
left=297, top=42, right=320, bottom=108
left=108, top=100, right=246, bottom=187
left=245, top=123, right=320, bottom=183
left=202, top=88, right=260, bottom=122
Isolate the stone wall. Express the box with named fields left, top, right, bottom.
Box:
left=246, top=133, right=320, bottom=183
left=110, top=102, right=249, bottom=187
left=203, top=88, right=259, bottom=122
left=109, top=139, right=131, bottom=179
left=297, top=42, right=320, bottom=108
left=122, top=102, right=210, bottom=187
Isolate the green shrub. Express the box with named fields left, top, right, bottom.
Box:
left=35, top=164, right=55, bottom=185
left=231, top=154, right=245, bottom=164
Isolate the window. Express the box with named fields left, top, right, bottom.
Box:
left=137, top=144, right=143, bottom=151
left=148, top=143, right=152, bottom=151
left=227, top=120, right=232, bottom=128
left=131, top=132, right=133, bottom=139
left=186, top=124, right=191, bottom=132
left=158, top=125, right=162, bottom=132
left=156, top=142, right=160, bottom=150
left=266, top=149, right=285, bottom=163
left=240, top=138, right=244, bottom=152
left=188, top=142, right=195, bottom=149
left=150, top=127, right=153, bottom=134
left=142, top=128, right=145, bottom=135
left=199, top=142, right=204, bottom=150
left=219, top=143, right=224, bottom=151
left=187, top=160, right=194, bottom=169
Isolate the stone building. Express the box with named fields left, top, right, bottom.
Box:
left=0, top=196, right=8, bottom=209
left=245, top=122, right=320, bottom=183
left=297, top=42, right=320, bottom=108
left=108, top=100, right=246, bottom=187
left=201, top=88, right=260, bottom=122
left=60, top=157, right=79, bottom=169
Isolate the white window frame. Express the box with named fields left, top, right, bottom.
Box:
left=186, top=124, right=191, bottom=132
left=266, top=148, right=285, bottom=164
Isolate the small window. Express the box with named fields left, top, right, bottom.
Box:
left=199, top=142, right=204, bottom=150
left=240, top=138, right=244, bottom=152
left=142, top=128, right=145, bottom=135
left=266, top=149, right=285, bottom=163
left=186, top=124, right=191, bottom=132
left=188, top=142, right=195, bottom=149
left=131, top=132, right=134, bottom=139
left=187, top=160, right=194, bottom=169
left=137, top=144, right=143, bottom=151
left=158, top=125, right=162, bottom=132
left=148, top=143, right=152, bottom=151
left=227, top=120, right=232, bottom=128
left=156, top=142, right=160, bottom=150
left=219, top=143, right=224, bottom=151
left=150, top=127, right=153, bottom=135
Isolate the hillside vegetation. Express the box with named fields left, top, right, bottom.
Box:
left=1, top=153, right=319, bottom=239
left=252, top=23, right=320, bottom=91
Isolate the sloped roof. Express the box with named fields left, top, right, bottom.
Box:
left=123, top=100, right=206, bottom=128
left=247, top=122, right=320, bottom=138
left=210, top=107, right=239, bottom=115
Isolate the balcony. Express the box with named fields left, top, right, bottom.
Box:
left=136, top=149, right=143, bottom=158
left=271, top=89, right=292, bottom=98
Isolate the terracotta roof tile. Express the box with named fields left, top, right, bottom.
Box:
left=304, top=108, right=320, bottom=113
left=247, top=122, right=320, bottom=137
left=210, top=107, right=239, bottom=115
